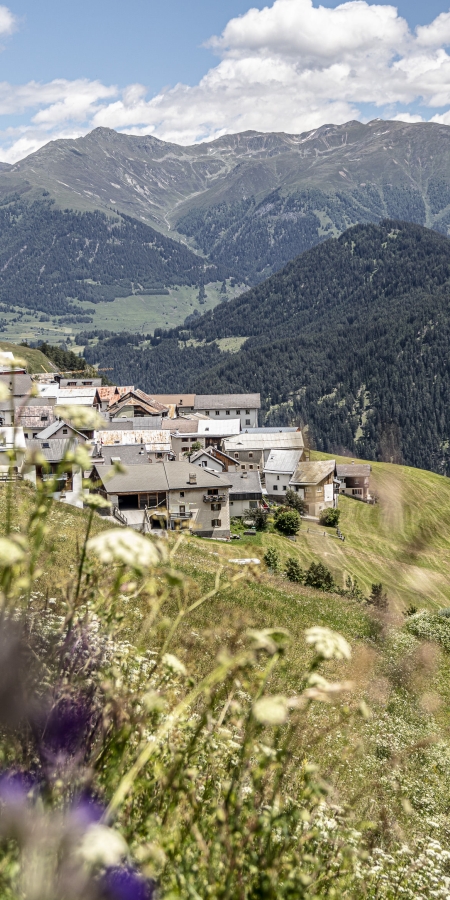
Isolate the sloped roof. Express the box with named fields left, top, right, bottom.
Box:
left=93, top=445, right=154, bottom=465
left=96, top=386, right=134, bottom=404
left=93, top=461, right=232, bottom=494
left=290, top=460, right=336, bottom=485
left=194, top=394, right=261, bottom=410
left=243, top=427, right=300, bottom=433
left=336, top=463, right=371, bottom=477
left=16, top=406, right=55, bottom=428
left=189, top=448, right=224, bottom=467
left=227, top=471, right=262, bottom=497
left=109, top=389, right=169, bottom=416
left=0, top=374, right=33, bottom=397
left=37, top=420, right=86, bottom=441
left=27, top=437, right=79, bottom=462
left=58, top=387, right=97, bottom=399
left=97, top=429, right=171, bottom=448
left=151, top=394, right=196, bottom=407
left=224, top=432, right=304, bottom=451
left=264, top=449, right=304, bottom=473
left=162, top=418, right=199, bottom=434
left=198, top=418, right=241, bottom=437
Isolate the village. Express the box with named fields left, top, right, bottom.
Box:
left=0, top=353, right=372, bottom=539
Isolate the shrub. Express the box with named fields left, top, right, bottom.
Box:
left=285, top=557, right=304, bottom=583
left=246, top=507, right=269, bottom=531
left=367, top=582, right=388, bottom=610
left=285, top=488, right=306, bottom=514
left=304, top=561, right=335, bottom=592
left=274, top=508, right=301, bottom=536
left=319, top=507, right=341, bottom=527
left=263, top=547, right=280, bottom=572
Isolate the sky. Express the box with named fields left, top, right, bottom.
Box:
left=1, top=0, right=450, bottom=162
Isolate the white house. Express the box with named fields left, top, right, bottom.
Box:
left=264, top=449, right=304, bottom=498
left=194, top=394, right=260, bottom=428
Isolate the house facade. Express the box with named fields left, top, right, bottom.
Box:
left=264, top=449, right=304, bottom=499
left=289, top=460, right=338, bottom=518
left=227, top=471, right=263, bottom=518
left=25, top=437, right=83, bottom=507
left=194, top=394, right=260, bottom=428
left=223, top=432, right=305, bottom=471
left=336, top=463, right=372, bottom=501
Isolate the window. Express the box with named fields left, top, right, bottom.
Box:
left=249, top=501, right=257, bottom=509
left=180, top=491, right=185, bottom=497
left=241, top=464, right=246, bottom=470
left=249, top=465, right=253, bottom=469
left=182, top=446, right=189, bottom=452
left=248, top=452, right=253, bottom=458
left=205, top=410, right=209, bottom=415
left=316, top=487, right=323, bottom=494
left=215, top=410, right=220, bottom=416
left=63, top=428, right=68, bottom=435
left=246, top=410, right=250, bottom=414
left=277, top=475, right=280, bottom=481
left=230, top=501, right=234, bottom=506
left=234, top=453, right=239, bottom=459
left=42, top=442, right=50, bottom=449
left=236, top=409, right=240, bottom=414
left=40, top=415, right=48, bottom=421
left=179, top=505, right=185, bottom=515
left=283, top=485, right=287, bottom=490
left=211, top=519, right=222, bottom=527
left=24, top=432, right=28, bottom=439
left=208, top=489, right=219, bottom=496
left=273, top=485, right=278, bottom=491
left=211, top=503, right=222, bottom=511
left=245, top=420, right=250, bottom=425
left=33, top=433, right=37, bottom=438
left=353, top=488, right=363, bottom=495
left=226, top=410, right=230, bottom=415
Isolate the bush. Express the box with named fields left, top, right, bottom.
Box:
left=263, top=547, right=280, bottom=572
left=249, top=507, right=269, bottom=531
left=367, top=583, right=388, bottom=610
left=304, top=561, right=335, bottom=592
left=274, top=508, right=301, bottom=536
left=285, top=557, right=304, bottom=583
left=285, top=489, right=306, bottom=514
left=319, top=507, right=341, bottom=527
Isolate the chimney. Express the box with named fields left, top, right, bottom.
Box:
left=188, top=472, right=197, bottom=484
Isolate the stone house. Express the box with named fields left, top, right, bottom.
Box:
left=108, top=389, right=169, bottom=419
left=289, top=460, right=338, bottom=518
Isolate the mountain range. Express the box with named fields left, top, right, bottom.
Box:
left=3, top=118, right=450, bottom=288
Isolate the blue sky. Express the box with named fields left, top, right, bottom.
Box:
left=1, top=0, right=450, bottom=161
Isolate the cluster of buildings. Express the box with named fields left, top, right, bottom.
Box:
left=0, top=357, right=372, bottom=539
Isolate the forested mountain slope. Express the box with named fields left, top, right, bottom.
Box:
left=84, top=220, right=450, bottom=474
left=0, top=200, right=208, bottom=317
left=5, top=120, right=450, bottom=284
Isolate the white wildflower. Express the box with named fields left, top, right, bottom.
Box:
left=305, top=626, right=352, bottom=660
left=55, top=405, right=105, bottom=430
left=82, top=493, right=112, bottom=510
left=78, top=823, right=127, bottom=867
left=0, top=537, right=25, bottom=568
left=87, top=528, right=166, bottom=571
left=162, top=653, right=187, bottom=676
left=0, top=352, right=26, bottom=369
left=0, top=382, right=10, bottom=401
left=253, top=695, right=289, bottom=726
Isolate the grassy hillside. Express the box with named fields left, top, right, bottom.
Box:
left=85, top=220, right=450, bottom=476
left=0, top=339, right=56, bottom=373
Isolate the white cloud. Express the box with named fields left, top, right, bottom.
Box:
left=0, top=5, right=17, bottom=36
left=4, top=0, right=450, bottom=161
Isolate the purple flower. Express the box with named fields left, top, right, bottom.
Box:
left=39, top=696, right=93, bottom=758
left=0, top=771, right=36, bottom=807
left=70, top=792, right=104, bottom=828
left=100, top=867, right=154, bottom=900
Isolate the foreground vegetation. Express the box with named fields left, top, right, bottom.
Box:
left=2, top=445, right=450, bottom=895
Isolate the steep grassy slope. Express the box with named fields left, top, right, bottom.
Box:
left=84, top=220, right=450, bottom=474
left=0, top=340, right=55, bottom=373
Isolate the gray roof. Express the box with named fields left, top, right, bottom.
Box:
left=336, top=463, right=371, bottom=478
left=92, top=445, right=156, bottom=465
left=93, top=461, right=232, bottom=494
left=102, top=417, right=163, bottom=430
left=38, top=420, right=86, bottom=441
left=162, top=418, right=199, bottom=434
left=16, top=406, right=55, bottom=428
left=224, top=432, right=304, bottom=452
left=0, top=373, right=33, bottom=397
left=189, top=448, right=224, bottom=467
left=27, top=437, right=79, bottom=463
left=227, top=471, right=262, bottom=498
left=194, top=394, right=260, bottom=410
left=59, top=378, right=102, bottom=387
left=290, top=460, right=336, bottom=485
left=243, top=427, right=299, bottom=433
left=264, top=449, right=304, bottom=474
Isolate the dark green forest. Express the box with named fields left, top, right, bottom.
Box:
left=175, top=184, right=429, bottom=284
left=83, top=220, right=450, bottom=475
left=0, top=199, right=209, bottom=317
